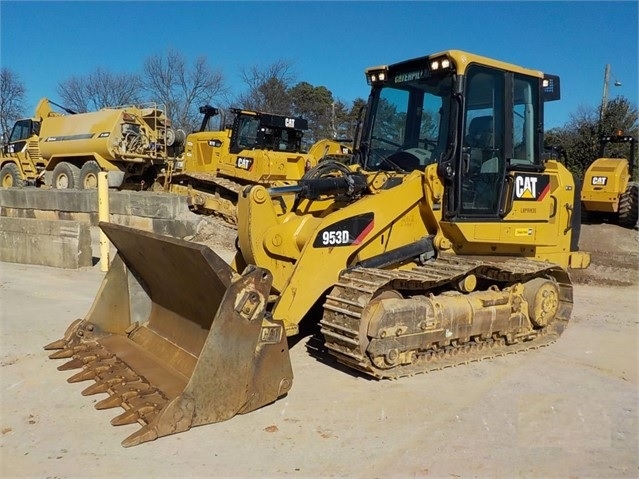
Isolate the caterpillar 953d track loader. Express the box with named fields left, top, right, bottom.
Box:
left=154, top=106, right=352, bottom=223
left=581, top=133, right=638, bottom=228
left=45, top=50, right=590, bottom=447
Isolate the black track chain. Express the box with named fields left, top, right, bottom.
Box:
left=320, top=255, right=572, bottom=379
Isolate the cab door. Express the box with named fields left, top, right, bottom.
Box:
left=5, top=119, right=38, bottom=155
left=457, top=65, right=507, bottom=219
left=441, top=64, right=565, bottom=252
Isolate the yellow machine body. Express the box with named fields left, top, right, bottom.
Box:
left=0, top=98, right=178, bottom=189
left=160, top=107, right=352, bottom=223
left=581, top=157, right=630, bottom=213
left=236, top=160, right=587, bottom=335
left=46, top=50, right=590, bottom=447
left=580, top=134, right=638, bottom=227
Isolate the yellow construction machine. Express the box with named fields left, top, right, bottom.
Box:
left=0, top=98, right=181, bottom=189
left=581, top=133, right=637, bottom=228
left=155, top=106, right=352, bottom=223
left=46, top=50, right=590, bottom=447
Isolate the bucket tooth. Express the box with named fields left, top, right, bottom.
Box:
left=113, top=383, right=156, bottom=399
left=75, top=350, right=111, bottom=365
left=83, top=374, right=132, bottom=396
left=98, top=369, right=138, bottom=386
left=127, top=395, right=166, bottom=415
left=76, top=354, right=98, bottom=364
left=49, top=348, right=75, bottom=360
left=111, top=409, right=140, bottom=426
left=81, top=381, right=113, bottom=396
left=121, top=424, right=159, bottom=448
left=92, top=364, right=116, bottom=375
left=67, top=369, right=97, bottom=383
left=95, top=394, right=123, bottom=410
left=44, top=339, right=69, bottom=351
left=57, top=358, right=85, bottom=371
left=136, top=404, right=158, bottom=419
left=50, top=342, right=94, bottom=361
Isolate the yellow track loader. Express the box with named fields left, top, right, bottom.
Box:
left=581, top=133, right=637, bottom=228
left=156, top=106, right=352, bottom=223
left=46, top=50, right=590, bottom=447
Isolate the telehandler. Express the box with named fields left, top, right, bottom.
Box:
left=581, top=133, right=637, bottom=228
left=155, top=106, right=352, bottom=223
left=46, top=50, right=590, bottom=447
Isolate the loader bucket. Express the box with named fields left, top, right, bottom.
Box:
left=44, top=222, right=293, bottom=447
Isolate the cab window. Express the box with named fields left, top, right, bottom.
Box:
left=460, top=66, right=505, bottom=216
left=511, top=75, right=538, bottom=166
left=9, top=120, right=35, bottom=143
left=366, top=74, right=452, bottom=172
left=237, top=116, right=259, bottom=150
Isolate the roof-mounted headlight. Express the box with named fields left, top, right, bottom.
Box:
left=429, top=56, right=452, bottom=72
left=365, top=66, right=389, bottom=85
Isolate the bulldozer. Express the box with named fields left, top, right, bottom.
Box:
left=45, top=50, right=590, bottom=447
left=581, top=133, right=638, bottom=228
left=0, top=98, right=182, bottom=190
left=155, top=105, right=352, bottom=223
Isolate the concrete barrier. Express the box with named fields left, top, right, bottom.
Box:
left=0, top=217, right=92, bottom=269
left=0, top=188, right=208, bottom=269
left=0, top=188, right=202, bottom=238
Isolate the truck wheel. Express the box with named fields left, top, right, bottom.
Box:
left=0, top=163, right=25, bottom=188
left=51, top=162, right=80, bottom=189
left=618, top=182, right=638, bottom=228
left=79, top=161, right=101, bottom=189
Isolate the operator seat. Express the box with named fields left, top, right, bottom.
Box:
left=465, top=116, right=494, bottom=174
left=466, top=115, right=493, bottom=149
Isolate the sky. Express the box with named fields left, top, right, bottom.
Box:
left=1, top=1, right=637, bottom=130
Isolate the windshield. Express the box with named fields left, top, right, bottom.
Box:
left=9, top=119, right=35, bottom=143
left=363, top=73, right=453, bottom=172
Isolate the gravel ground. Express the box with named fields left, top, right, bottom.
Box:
left=0, top=220, right=637, bottom=479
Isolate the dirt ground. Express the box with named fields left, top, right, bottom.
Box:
left=1, top=218, right=637, bottom=479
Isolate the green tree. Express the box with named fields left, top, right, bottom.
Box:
left=339, top=98, right=367, bottom=143
left=545, top=96, right=638, bottom=178
left=0, top=68, right=27, bottom=137
left=289, top=82, right=335, bottom=145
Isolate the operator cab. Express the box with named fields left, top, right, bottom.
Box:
left=3, top=118, right=40, bottom=154
left=230, top=109, right=309, bottom=154
left=360, top=50, right=560, bottom=220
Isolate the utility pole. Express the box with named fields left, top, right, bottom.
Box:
left=600, top=64, right=622, bottom=123
left=331, top=102, right=336, bottom=139
left=600, top=64, right=611, bottom=123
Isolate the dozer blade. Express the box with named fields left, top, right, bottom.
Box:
left=44, top=222, right=293, bottom=447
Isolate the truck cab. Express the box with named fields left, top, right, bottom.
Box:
left=0, top=117, right=45, bottom=187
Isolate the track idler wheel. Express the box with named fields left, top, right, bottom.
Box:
left=523, top=277, right=560, bottom=328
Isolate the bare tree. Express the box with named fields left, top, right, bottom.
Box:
left=57, top=68, right=143, bottom=112
left=0, top=68, right=27, bottom=136
left=236, top=59, right=296, bottom=114
left=142, top=49, right=227, bottom=132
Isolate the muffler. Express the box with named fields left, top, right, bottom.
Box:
left=45, top=223, right=293, bottom=447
